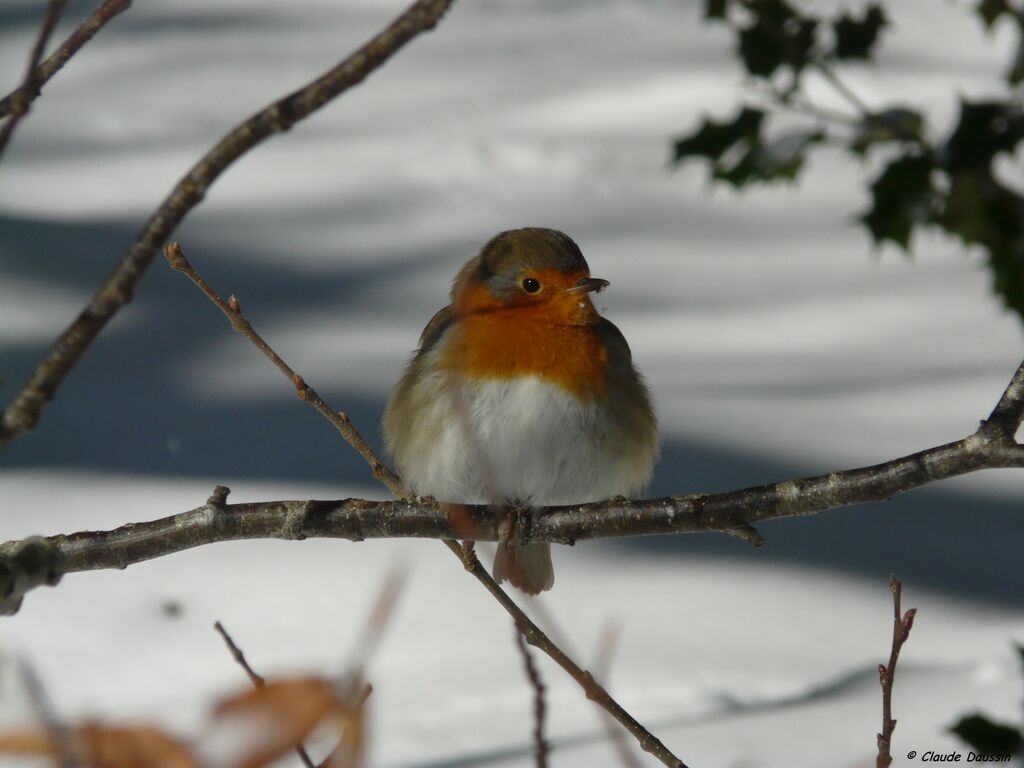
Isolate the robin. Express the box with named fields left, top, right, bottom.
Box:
left=383, top=228, right=658, bottom=594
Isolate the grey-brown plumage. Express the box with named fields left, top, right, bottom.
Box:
left=384, top=229, right=658, bottom=594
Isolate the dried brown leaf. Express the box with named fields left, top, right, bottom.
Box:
left=207, top=677, right=342, bottom=768
left=0, top=723, right=198, bottom=768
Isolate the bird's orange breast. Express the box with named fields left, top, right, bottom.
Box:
left=439, top=310, right=609, bottom=401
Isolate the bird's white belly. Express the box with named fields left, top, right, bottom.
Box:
left=398, top=375, right=639, bottom=505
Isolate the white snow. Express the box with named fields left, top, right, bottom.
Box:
left=1, top=0, right=1023, bottom=766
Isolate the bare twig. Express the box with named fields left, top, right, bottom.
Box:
left=319, top=570, right=402, bottom=768
left=0, top=0, right=68, bottom=161
left=17, top=660, right=74, bottom=768
left=345, top=565, right=407, bottom=670
left=514, top=624, right=549, bottom=768
left=215, top=566, right=398, bottom=768
left=981, top=358, right=1024, bottom=440
left=752, top=80, right=860, bottom=126
left=214, top=621, right=316, bottom=768
left=0, top=0, right=132, bottom=121
left=449, top=541, right=689, bottom=768
left=0, top=0, right=455, bottom=450
left=594, top=623, right=645, bottom=768
left=876, top=576, right=917, bottom=768
left=213, top=620, right=266, bottom=688
left=163, top=242, right=404, bottom=497
left=812, top=58, right=873, bottom=118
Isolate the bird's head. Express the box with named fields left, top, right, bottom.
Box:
left=451, top=228, right=608, bottom=326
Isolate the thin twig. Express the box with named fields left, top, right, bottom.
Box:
left=812, top=58, right=873, bottom=118
left=448, top=541, right=689, bottom=768
left=346, top=565, right=407, bottom=670
left=875, top=576, right=917, bottom=768
left=514, top=624, right=549, bottom=768
left=213, top=620, right=267, bottom=688
left=319, top=569, right=404, bottom=768
left=214, top=621, right=316, bottom=768
left=163, top=242, right=404, bottom=498
left=594, top=623, right=645, bottom=768
left=0, top=0, right=455, bottom=450
left=982, top=358, right=1024, bottom=440
left=0, top=0, right=132, bottom=121
left=752, top=80, right=860, bottom=126
left=17, top=660, right=75, bottom=768
left=0, top=0, right=68, bottom=161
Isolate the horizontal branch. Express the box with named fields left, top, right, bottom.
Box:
left=3, top=421, right=1022, bottom=614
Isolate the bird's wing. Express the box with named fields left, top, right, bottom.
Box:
left=417, top=305, right=454, bottom=356
left=597, top=317, right=634, bottom=367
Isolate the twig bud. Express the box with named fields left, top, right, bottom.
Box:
left=163, top=241, right=189, bottom=271
left=207, top=485, right=231, bottom=507
left=902, top=608, right=917, bottom=634
left=228, top=294, right=241, bottom=314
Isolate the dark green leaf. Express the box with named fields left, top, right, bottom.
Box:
left=705, top=0, right=729, bottom=20
left=737, top=0, right=818, bottom=78
left=672, top=107, right=765, bottom=164
left=851, top=108, right=925, bottom=155
left=752, top=0, right=803, bottom=26
left=713, top=129, right=824, bottom=186
left=1008, top=37, right=1024, bottom=84
left=939, top=169, right=1024, bottom=321
left=976, top=0, right=1012, bottom=30
left=833, top=5, right=888, bottom=60
left=950, top=713, right=1023, bottom=756
left=860, top=154, right=936, bottom=249
left=944, top=99, right=1024, bottom=171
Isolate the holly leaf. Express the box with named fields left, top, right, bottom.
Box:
left=939, top=169, right=1024, bottom=321
left=713, top=129, right=824, bottom=186
left=672, top=107, right=765, bottom=164
left=705, top=0, right=729, bottom=20
left=950, top=713, right=1023, bottom=756
left=850, top=107, right=924, bottom=155
left=943, top=100, right=1024, bottom=172
left=860, top=154, right=936, bottom=250
left=1008, top=36, right=1024, bottom=84
left=737, top=0, right=818, bottom=78
left=833, top=4, right=888, bottom=60
left=976, top=0, right=1012, bottom=30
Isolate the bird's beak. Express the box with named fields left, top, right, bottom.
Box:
left=564, top=277, right=610, bottom=295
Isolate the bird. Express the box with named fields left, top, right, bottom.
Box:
left=383, top=228, right=658, bottom=594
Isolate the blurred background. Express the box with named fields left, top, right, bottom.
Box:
left=1, top=0, right=1022, bottom=766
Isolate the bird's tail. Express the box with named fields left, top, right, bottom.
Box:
left=493, top=542, right=554, bottom=595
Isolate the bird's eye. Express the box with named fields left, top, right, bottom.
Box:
left=521, top=278, right=541, bottom=294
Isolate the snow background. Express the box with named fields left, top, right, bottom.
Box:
left=1, top=0, right=1023, bottom=766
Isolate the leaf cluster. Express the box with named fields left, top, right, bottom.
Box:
left=704, top=0, right=888, bottom=78
left=675, top=0, right=1024, bottom=324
